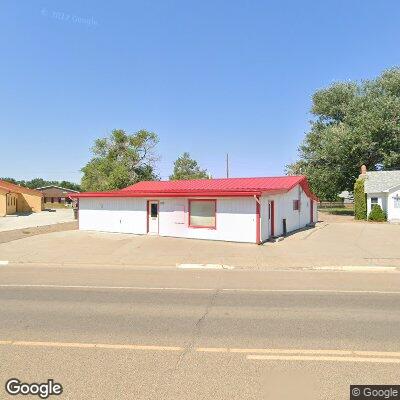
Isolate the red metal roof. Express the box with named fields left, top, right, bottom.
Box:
left=123, top=176, right=303, bottom=192
left=71, top=176, right=318, bottom=200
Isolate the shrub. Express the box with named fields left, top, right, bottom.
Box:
left=354, top=178, right=367, bottom=220
left=368, top=204, right=387, bottom=222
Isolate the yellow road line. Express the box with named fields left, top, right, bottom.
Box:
left=196, top=347, right=400, bottom=357
left=247, top=355, right=400, bottom=363
left=1, top=340, right=399, bottom=362
left=1, top=284, right=400, bottom=294
left=0, top=340, right=182, bottom=352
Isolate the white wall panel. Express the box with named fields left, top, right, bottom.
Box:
left=79, top=198, right=147, bottom=234
left=260, top=196, right=270, bottom=241
left=158, top=197, right=256, bottom=243
left=79, top=197, right=257, bottom=243
left=261, top=185, right=315, bottom=237
left=386, top=188, right=400, bottom=221
left=79, top=189, right=317, bottom=243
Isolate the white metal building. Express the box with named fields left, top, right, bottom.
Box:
left=72, top=176, right=318, bottom=244
left=364, top=170, right=400, bottom=223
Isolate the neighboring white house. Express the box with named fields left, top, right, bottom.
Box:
left=338, top=190, right=354, bottom=204
left=70, top=176, right=318, bottom=244
left=363, top=170, right=400, bottom=223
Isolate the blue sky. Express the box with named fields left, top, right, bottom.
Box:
left=1, top=1, right=399, bottom=183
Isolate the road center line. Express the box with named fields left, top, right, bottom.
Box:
left=0, top=340, right=183, bottom=352
left=0, top=284, right=399, bottom=295
left=1, top=340, right=399, bottom=362
left=197, top=347, right=400, bottom=357
left=247, top=355, right=400, bottom=364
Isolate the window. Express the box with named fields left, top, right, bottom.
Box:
left=293, top=199, right=300, bottom=211
left=150, top=203, right=158, bottom=217
left=394, top=195, right=400, bottom=209
left=371, top=197, right=378, bottom=205
left=189, top=200, right=216, bottom=228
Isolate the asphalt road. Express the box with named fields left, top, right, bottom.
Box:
left=1, top=265, right=400, bottom=399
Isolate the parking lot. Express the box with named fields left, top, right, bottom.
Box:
left=0, top=218, right=399, bottom=269
left=0, top=209, right=74, bottom=232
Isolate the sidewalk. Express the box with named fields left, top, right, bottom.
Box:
left=0, top=221, right=399, bottom=269
left=0, top=209, right=74, bottom=232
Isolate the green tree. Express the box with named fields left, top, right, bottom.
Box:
left=59, top=181, right=81, bottom=191
left=354, top=178, right=367, bottom=220
left=25, top=178, right=57, bottom=189
left=287, top=68, right=400, bottom=200
left=368, top=204, right=387, bottom=222
left=1, top=177, right=81, bottom=191
left=81, top=129, right=159, bottom=191
left=0, top=177, right=19, bottom=184
left=169, top=152, right=209, bottom=180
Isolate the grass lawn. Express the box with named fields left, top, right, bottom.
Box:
left=319, top=207, right=354, bottom=216
left=43, top=202, right=72, bottom=209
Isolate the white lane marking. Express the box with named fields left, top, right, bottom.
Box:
left=0, top=284, right=399, bottom=295
left=177, top=264, right=234, bottom=270
left=1, top=340, right=399, bottom=361
left=0, top=261, right=9, bottom=266
left=247, top=355, right=400, bottom=364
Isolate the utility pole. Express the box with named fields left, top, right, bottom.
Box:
left=226, top=153, right=229, bottom=178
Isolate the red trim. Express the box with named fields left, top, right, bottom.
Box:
left=255, top=196, right=260, bottom=244
left=188, top=199, right=216, bottom=229
left=269, top=200, right=275, bottom=237
left=70, top=191, right=263, bottom=199
left=297, top=178, right=319, bottom=201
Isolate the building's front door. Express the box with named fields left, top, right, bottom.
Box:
left=148, top=201, right=159, bottom=234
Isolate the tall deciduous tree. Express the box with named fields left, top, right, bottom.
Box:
left=169, top=152, right=209, bottom=180
left=287, top=68, right=400, bottom=200
left=81, top=129, right=159, bottom=191
left=0, top=177, right=81, bottom=191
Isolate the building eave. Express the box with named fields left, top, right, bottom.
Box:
left=69, top=190, right=264, bottom=198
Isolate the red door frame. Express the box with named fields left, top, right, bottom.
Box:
left=310, top=200, right=314, bottom=223
left=269, top=200, right=275, bottom=237
left=146, top=200, right=159, bottom=233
